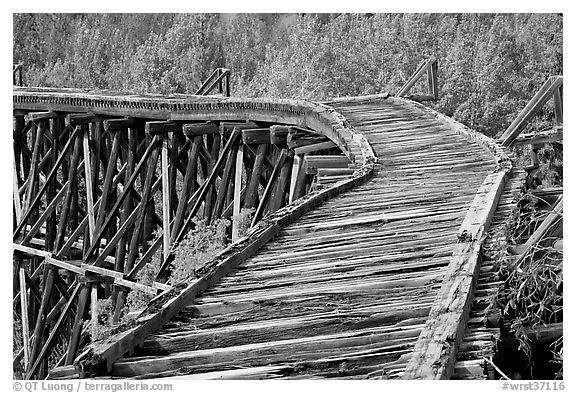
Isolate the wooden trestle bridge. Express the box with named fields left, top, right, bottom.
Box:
left=13, top=62, right=563, bottom=380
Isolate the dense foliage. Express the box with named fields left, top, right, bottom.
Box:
left=14, top=13, right=562, bottom=138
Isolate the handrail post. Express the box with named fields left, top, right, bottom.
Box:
left=499, top=76, right=563, bottom=147
left=397, top=57, right=438, bottom=102
left=553, top=83, right=563, bottom=126
left=217, top=68, right=223, bottom=95
left=224, top=69, right=230, bottom=97
left=13, top=63, right=23, bottom=86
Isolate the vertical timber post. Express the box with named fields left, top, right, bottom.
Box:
left=161, top=136, right=171, bottom=262
left=232, top=143, right=244, bottom=241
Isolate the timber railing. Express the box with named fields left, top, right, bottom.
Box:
left=13, top=87, right=375, bottom=378
left=498, top=75, right=563, bottom=190
left=396, top=57, right=438, bottom=102
left=195, top=67, right=231, bottom=97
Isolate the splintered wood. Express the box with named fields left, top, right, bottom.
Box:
left=98, top=98, right=499, bottom=379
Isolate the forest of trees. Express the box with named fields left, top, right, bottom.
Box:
left=14, top=13, right=562, bottom=139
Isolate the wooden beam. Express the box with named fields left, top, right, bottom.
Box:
left=19, top=263, right=30, bottom=371
left=171, top=137, right=201, bottom=242
left=294, top=141, right=337, bottom=155
left=288, top=155, right=301, bottom=204
left=82, top=126, right=96, bottom=242
left=29, top=282, right=82, bottom=376
left=242, top=128, right=271, bottom=145
left=66, top=113, right=106, bottom=126
left=210, top=140, right=238, bottom=224
left=292, top=154, right=309, bottom=201
left=304, top=155, right=351, bottom=175
left=91, top=284, right=99, bottom=342
left=515, top=196, right=563, bottom=262
left=145, top=121, right=182, bottom=135
left=13, top=148, right=23, bottom=224
left=269, top=149, right=294, bottom=213
left=270, top=125, right=290, bottom=145
left=161, top=137, right=171, bottom=261
left=232, top=144, right=244, bottom=241
left=287, top=128, right=331, bottom=149
left=252, top=149, right=288, bottom=226
left=219, top=122, right=258, bottom=135
left=65, top=283, right=89, bottom=365
left=553, top=85, right=563, bottom=125
left=27, top=111, right=62, bottom=122
left=54, top=130, right=83, bottom=251
left=244, top=144, right=269, bottom=209
left=22, top=122, right=43, bottom=217
left=27, top=265, right=56, bottom=374
left=103, top=118, right=139, bottom=131
left=513, top=127, right=563, bottom=147
left=182, top=122, right=219, bottom=136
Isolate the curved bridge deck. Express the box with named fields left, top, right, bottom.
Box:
left=109, top=98, right=497, bottom=379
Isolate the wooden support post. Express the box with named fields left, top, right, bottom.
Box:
left=174, top=129, right=240, bottom=243
left=252, top=149, right=288, bottom=226
left=91, top=283, right=99, bottom=339
left=65, top=283, right=89, bottom=365
left=27, top=265, right=56, bottom=373
left=46, top=117, right=63, bottom=251
left=19, top=262, right=30, bottom=371
left=171, top=137, right=201, bottom=243
left=13, top=114, right=25, bottom=183
left=95, top=130, right=121, bottom=231
left=289, top=155, right=301, bottom=204
left=169, top=134, right=180, bottom=217
left=22, top=123, right=43, bottom=217
left=203, top=134, right=221, bottom=222
left=28, top=282, right=82, bottom=377
left=427, top=59, right=439, bottom=101
left=211, top=140, right=238, bottom=224
left=161, top=137, right=171, bottom=261
left=292, top=153, right=309, bottom=200
left=553, top=85, right=563, bottom=126
left=112, top=130, right=136, bottom=323
left=54, top=130, right=82, bottom=252
left=244, top=144, right=269, bottom=209
left=13, top=148, right=23, bottom=225
left=269, top=150, right=294, bottom=213
left=232, top=144, right=244, bottom=241
left=83, top=126, right=96, bottom=243
left=124, top=146, right=161, bottom=274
